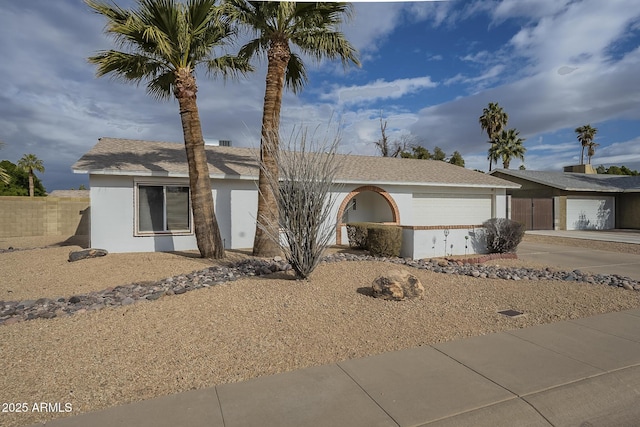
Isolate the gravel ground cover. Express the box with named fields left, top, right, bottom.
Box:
left=1, top=235, right=639, bottom=427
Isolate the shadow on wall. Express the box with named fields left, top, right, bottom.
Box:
left=574, top=200, right=612, bottom=230
left=468, top=228, right=487, bottom=254
left=54, top=207, right=91, bottom=248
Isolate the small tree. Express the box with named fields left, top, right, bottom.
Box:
left=17, top=154, right=45, bottom=197
left=374, top=114, right=406, bottom=157
left=257, top=125, right=344, bottom=279
left=448, top=151, right=465, bottom=167
left=432, top=146, right=446, bottom=161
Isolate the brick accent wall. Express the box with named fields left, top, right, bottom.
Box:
left=0, top=197, right=90, bottom=238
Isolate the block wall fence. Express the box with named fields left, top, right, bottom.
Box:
left=0, top=197, right=90, bottom=238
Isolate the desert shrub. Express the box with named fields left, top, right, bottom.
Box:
left=257, top=125, right=344, bottom=279
left=483, top=218, right=525, bottom=253
left=346, top=222, right=371, bottom=249
left=367, top=224, right=402, bottom=257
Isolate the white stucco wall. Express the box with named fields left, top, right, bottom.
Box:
left=90, top=175, right=199, bottom=253
left=400, top=227, right=488, bottom=259
left=89, top=173, right=510, bottom=257
left=230, top=184, right=259, bottom=248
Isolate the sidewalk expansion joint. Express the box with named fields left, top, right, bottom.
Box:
left=335, top=363, right=401, bottom=427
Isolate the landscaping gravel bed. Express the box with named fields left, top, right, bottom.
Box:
left=1, top=235, right=639, bottom=427
left=2, top=253, right=637, bottom=327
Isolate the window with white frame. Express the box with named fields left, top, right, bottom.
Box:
left=137, top=184, right=191, bottom=234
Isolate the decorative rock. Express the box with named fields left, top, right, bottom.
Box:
left=68, top=248, right=108, bottom=262
left=1, top=253, right=639, bottom=327
left=372, top=269, right=425, bottom=301
left=121, top=297, right=135, bottom=306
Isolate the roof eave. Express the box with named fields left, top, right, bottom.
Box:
left=73, top=168, right=258, bottom=180
left=335, top=179, right=520, bottom=189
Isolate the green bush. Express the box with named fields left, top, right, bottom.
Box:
left=366, top=224, right=402, bottom=257
left=346, top=222, right=371, bottom=249
left=483, top=218, right=525, bottom=253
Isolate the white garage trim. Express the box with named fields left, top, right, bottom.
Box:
left=566, top=196, right=615, bottom=230
left=412, top=193, right=492, bottom=226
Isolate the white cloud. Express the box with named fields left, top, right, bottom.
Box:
left=492, top=0, right=571, bottom=22
left=507, top=0, right=640, bottom=73
left=445, top=64, right=505, bottom=87
left=320, top=76, right=438, bottom=106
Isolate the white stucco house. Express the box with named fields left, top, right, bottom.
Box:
left=72, top=137, right=520, bottom=258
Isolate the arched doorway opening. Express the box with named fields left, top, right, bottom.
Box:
left=335, top=186, right=400, bottom=245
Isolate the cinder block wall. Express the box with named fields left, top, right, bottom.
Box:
left=0, top=197, right=90, bottom=238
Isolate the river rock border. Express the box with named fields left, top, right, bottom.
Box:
left=1, top=254, right=638, bottom=326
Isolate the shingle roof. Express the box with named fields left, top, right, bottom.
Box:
left=490, top=169, right=640, bottom=193
left=73, top=137, right=520, bottom=189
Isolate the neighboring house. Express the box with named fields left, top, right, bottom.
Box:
left=72, top=137, right=520, bottom=258
left=491, top=165, right=640, bottom=231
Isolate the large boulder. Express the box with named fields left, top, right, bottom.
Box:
left=68, top=248, right=108, bottom=262
left=372, top=269, right=424, bottom=301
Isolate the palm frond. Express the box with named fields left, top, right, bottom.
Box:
left=148, top=70, right=176, bottom=100
left=87, top=0, right=249, bottom=98
left=205, top=54, right=254, bottom=79
left=284, top=53, right=307, bottom=93
left=293, top=28, right=359, bottom=67
left=0, top=167, right=9, bottom=185
left=88, top=50, right=168, bottom=85
left=237, top=37, right=268, bottom=62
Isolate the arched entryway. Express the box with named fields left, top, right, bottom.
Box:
left=335, top=186, right=400, bottom=245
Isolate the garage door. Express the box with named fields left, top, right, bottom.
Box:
left=412, top=193, right=492, bottom=226
left=566, top=196, right=615, bottom=230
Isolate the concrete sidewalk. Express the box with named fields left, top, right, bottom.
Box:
left=35, top=309, right=640, bottom=427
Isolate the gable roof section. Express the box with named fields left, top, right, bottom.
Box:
left=73, top=137, right=520, bottom=189
left=491, top=169, right=640, bottom=193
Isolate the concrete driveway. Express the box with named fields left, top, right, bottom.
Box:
left=527, top=229, right=640, bottom=245
left=518, top=240, right=640, bottom=280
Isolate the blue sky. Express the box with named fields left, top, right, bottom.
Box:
left=1, top=0, right=639, bottom=192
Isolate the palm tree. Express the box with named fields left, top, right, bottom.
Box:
left=0, top=141, right=9, bottom=185
left=575, top=124, right=597, bottom=165
left=479, top=102, right=508, bottom=171
left=17, top=154, right=45, bottom=197
left=223, top=1, right=360, bottom=257
left=86, top=0, right=252, bottom=259
left=489, top=129, right=526, bottom=169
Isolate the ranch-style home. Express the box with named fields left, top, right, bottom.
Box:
left=72, top=137, right=520, bottom=258
left=491, top=165, right=640, bottom=231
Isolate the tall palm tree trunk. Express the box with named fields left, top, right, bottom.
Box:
left=28, top=172, right=35, bottom=197
left=175, top=68, right=224, bottom=259
left=253, top=37, right=290, bottom=257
